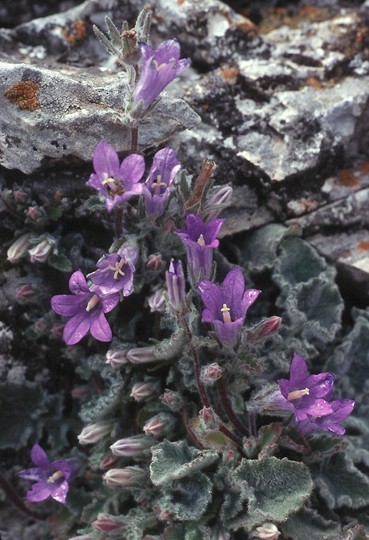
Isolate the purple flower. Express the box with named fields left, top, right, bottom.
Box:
left=142, top=147, right=181, bottom=216
left=88, top=244, right=138, bottom=296
left=176, top=214, right=223, bottom=282
left=198, top=267, right=261, bottom=347
left=133, top=40, right=190, bottom=106
left=278, top=354, right=355, bottom=436
left=51, top=270, right=119, bottom=345
left=18, top=444, right=73, bottom=504
left=87, top=141, right=145, bottom=212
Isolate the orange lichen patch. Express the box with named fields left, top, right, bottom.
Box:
left=219, top=67, right=240, bottom=84
left=306, top=77, right=322, bottom=89
left=234, top=17, right=258, bottom=35
left=62, top=19, right=87, bottom=46
left=4, top=80, right=40, bottom=111
left=337, top=169, right=361, bottom=188
left=358, top=161, right=369, bottom=175
left=177, top=0, right=185, bottom=4
left=358, top=241, right=369, bottom=251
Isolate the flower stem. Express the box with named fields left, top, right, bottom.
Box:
left=217, top=378, right=250, bottom=437
left=131, top=126, right=138, bottom=153
left=181, top=407, right=204, bottom=450
left=0, top=470, right=50, bottom=521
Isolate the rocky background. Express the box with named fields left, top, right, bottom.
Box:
left=1, top=0, right=369, bottom=538
left=1, top=0, right=369, bottom=303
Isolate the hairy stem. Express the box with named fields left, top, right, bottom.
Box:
left=217, top=378, right=250, bottom=437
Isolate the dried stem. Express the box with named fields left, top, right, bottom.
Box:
left=0, top=470, right=50, bottom=521
left=185, top=157, right=216, bottom=211
left=217, top=378, right=250, bottom=437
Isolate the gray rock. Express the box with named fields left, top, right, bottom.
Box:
left=0, top=61, right=199, bottom=174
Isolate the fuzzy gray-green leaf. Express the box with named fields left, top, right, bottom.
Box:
left=150, top=440, right=218, bottom=486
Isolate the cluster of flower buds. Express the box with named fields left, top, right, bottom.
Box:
left=200, top=363, right=223, bottom=385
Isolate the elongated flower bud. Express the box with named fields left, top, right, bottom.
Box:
left=106, top=348, right=129, bottom=368
left=130, top=379, right=159, bottom=401
left=127, top=347, right=158, bottom=364
left=28, top=235, right=56, bottom=263
left=110, top=435, right=156, bottom=457
left=247, top=316, right=282, bottom=342
left=103, top=466, right=146, bottom=487
left=205, top=185, right=233, bottom=220
left=7, top=233, right=32, bottom=263
left=254, top=523, right=280, bottom=539
left=92, top=514, right=123, bottom=532
left=148, top=290, right=166, bottom=312
left=143, top=413, right=176, bottom=437
left=77, top=422, right=112, bottom=445
left=165, top=259, right=186, bottom=311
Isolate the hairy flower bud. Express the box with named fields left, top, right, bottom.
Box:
left=165, top=259, right=186, bottom=311
left=92, top=514, right=123, bottom=532
left=106, top=348, right=129, bottom=368
left=200, top=363, right=223, bottom=385
left=143, top=413, right=176, bottom=437
left=103, top=466, right=146, bottom=487
left=127, top=347, right=158, bottom=364
left=199, top=407, right=221, bottom=430
left=247, top=316, right=282, bottom=342
left=110, top=435, right=156, bottom=457
left=7, top=233, right=32, bottom=263
left=147, top=253, right=163, bottom=271
left=28, top=235, right=56, bottom=263
left=16, top=284, right=37, bottom=300
left=99, top=453, right=119, bottom=470
left=147, top=290, right=166, bottom=313
left=205, top=185, right=233, bottom=220
left=130, top=379, right=159, bottom=401
left=160, top=389, right=184, bottom=412
left=253, top=523, right=280, bottom=539
left=26, top=205, right=46, bottom=223
left=78, top=422, right=112, bottom=445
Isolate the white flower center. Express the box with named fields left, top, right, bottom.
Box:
left=86, top=294, right=100, bottom=312
left=48, top=470, right=64, bottom=483
left=221, top=303, right=232, bottom=323
left=108, top=258, right=126, bottom=280
left=102, top=173, right=125, bottom=197
left=197, top=234, right=205, bottom=246
left=151, top=175, right=167, bottom=194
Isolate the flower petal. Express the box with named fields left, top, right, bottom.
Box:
left=26, top=481, right=52, bottom=503
left=50, top=481, right=69, bottom=504
left=63, top=311, right=91, bottom=345
left=93, top=141, right=120, bottom=178
left=90, top=312, right=112, bottom=342
left=31, top=443, right=49, bottom=467
left=119, top=154, right=145, bottom=189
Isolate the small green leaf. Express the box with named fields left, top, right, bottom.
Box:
left=48, top=253, right=73, bottom=272
left=158, top=474, right=212, bottom=521
left=281, top=506, right=341, bottom=540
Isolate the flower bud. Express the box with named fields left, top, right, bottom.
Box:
left=110, top=435, right=156, bottom=457
left=165, top=259, right=186, bottom=311
left=200, top=363, right=223, bottom=385
left=51, top=323, right=65, bottom=338
left=92, top=514, right=123, bottom=532
left=77, top=422, right=112, bottom=445
left=147, top=290, right=166, bottom=313
left=130, top=379, right=159, bottom=402
left=28, top=235, right=56, bottom=263
left=199, top=407, right=220, bottom=430
left=147, top=253, right=163, bottom=271
left=71, top=386, right=89, bottom=400
left=247, top=316, right=282, bottom=342
left=160, top=389, right=184, bottom=412
left=26, top=205, right=46, bottom=223
left=103, top=466, right=146, bottom=487
left=7, top=233, right=32, bottom=263
left=143, top=413, right=176, bottom=437
left=127, top=347, right=158, bottom=364
left=69, top=536, right=94, bottom=540
left=106, top=348, right=129, bottom=368
left=254, top=523, right=280, bottom=539
left=14, top=189, right=30, bottom=204
left=16, top=284, right=37, bottom=300
left=99, top=453, right=119, bottom=470
left=205, top=185, right=233, bottom=220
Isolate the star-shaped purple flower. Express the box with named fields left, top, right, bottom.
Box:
left=198, top=267, right=261, bottom=347
left=51, top=270, right=119, bottom=345
left=133, top=40, right=190, bottom=107
left=142, top=147, right=181, bottom=216
left=87, top=141, right=145, bottom=212
left=18, top=444, right=73, bottom=504
left=278, top=354, right=355, bottom=436
left=88, top=243, right=138, bottom=297
left=176, top=214, right=223, bottom=283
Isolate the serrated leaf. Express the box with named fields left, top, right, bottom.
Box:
left=281, top=506, right=341, bottom=540
left=150, top=440, right=219, bottom=486
left=227, top=457, right=313, bottom=531
left=0, top=381, right=46, bottom=449
left=240, top=223, right=289, bottom=273
left=165, top=523, right=211, bottom=540
left=158, top=473, right=212, bottom=521
left=314, top=454, right=369, bottom=510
